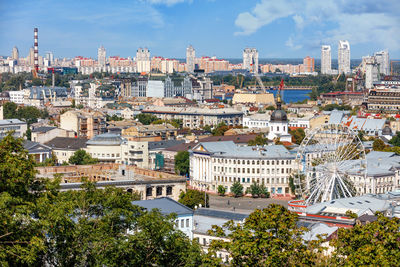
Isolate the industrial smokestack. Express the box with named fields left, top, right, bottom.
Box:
left=34, top=28, right=38, bottom=72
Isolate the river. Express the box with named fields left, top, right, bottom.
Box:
left=266, top=89, right=311, bottom=103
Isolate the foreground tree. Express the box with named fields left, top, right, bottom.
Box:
left=208, top=204, right=320, bottom=266
left=330, top=214, right=400, bottom=266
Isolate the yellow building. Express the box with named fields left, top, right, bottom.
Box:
left=232, top=93, right=275, bottom=106
left=309, top=114, right=330, bottom=129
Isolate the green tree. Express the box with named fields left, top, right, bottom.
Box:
left=135, top=113, right=159, bottom=125
left=330, top=214, right=400, bottom=266
left=289, top=128, right=305, bottom=145
left=247, top=182, right=262, bottom=198
left=179, top=189, right=209, bottom=209
left=174, top=151, right=189, bottom=176
left=248, top=134, right=269, bottom=146
left=2, top=101, right=18, bottom=118
left=208, top=204, right=319, bottom=266
left=230, top=181, right=243, bottom=198
left=202, top=125, right=212, bottom=133
left=212, top=121, right=229, bottom=136
left=372, top=138, right=387, bottom=151
left=0, top=133, right=47, bottom=265
left=389, top=131, right=400, bottom=147
left=217, top=185, right=226, bottom=196
left=68, top=149, right=98, bottom=165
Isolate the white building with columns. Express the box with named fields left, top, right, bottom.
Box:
left=190, top=141, right=295, bottom=197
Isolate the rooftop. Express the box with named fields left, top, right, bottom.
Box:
left=45, top=137, right=88, bottom=150
left=192, top=141, right=294, bottom=159
left=32, top=126, right=56, bottom=133
left=132, top=197, right=193, bottom=216
left=142, top=106, right=243, bottom=116
left=86, top=133, right=125, bottom=146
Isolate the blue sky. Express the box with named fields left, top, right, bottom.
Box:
left=1, top=0, right=399, bottom=59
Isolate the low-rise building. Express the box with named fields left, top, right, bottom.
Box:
left=85, top=133, right=124, bottom=163
left=122, top=124, right=177, bottom=140
left=0, top=119, right=27, bottom=139
left=133, top=197, right=194, bottom=239
left=23, top=140, right=52, bottom=163
left=31, top=126, right=75, bottom=143
left=35, top=164, right=187, bottom=201
left=232, top=93, right=275, bottom=106
left=60, top=110, right=107, bottom=139
left=142, top=106, right=243, bottom=129
left=45, top=137, right=88, bottom=164
left=190, top=141, right=295, bottom=196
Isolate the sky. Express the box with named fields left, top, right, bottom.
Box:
left=1, top=0, right=400, bottom=60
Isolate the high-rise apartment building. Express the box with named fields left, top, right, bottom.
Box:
left=136, top=48, right=151, bottom=73
left=28, top=47, right=35, bottom=66
left=98, top=46, right=106, bottom=67
left=243, top=48, right=258, bottom=73
left=186, top=45, right=195, bottom=73
left=321, top=45, right=331, bottom=74
left=374, top=50, right=390, bottom=76
left=45, top=51, right=54, bottom=66
left=12, top=46, right=19, bottom=61
left=338, top=40, right=351, bottom=74
left=303, top=56, right=315, bottom=73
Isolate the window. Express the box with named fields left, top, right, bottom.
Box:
left=252, top=160, right=255, bottom=165
left=156, top=186, right=163, bottom=196
left=186, top=219, right=189, bottom=227
left=181, top=219, right=184, bottom=228
left=203, top=238, right=207, bottom=246
left=146, top=187, right=152, bottom=197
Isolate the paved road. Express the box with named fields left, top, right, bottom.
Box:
left=208, top=195, right=289, bottom=214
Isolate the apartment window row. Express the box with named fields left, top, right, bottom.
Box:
left=90, top=152, right=120, bottom=158
left=214, top=176, right=288, bottom=184
left=212, top=158, right=291, bottom=165
left=175, top=218, right=190, bottom=228
left=214, top=166, right=291, bottom=175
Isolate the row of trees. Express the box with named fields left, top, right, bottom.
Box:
left=3, top=102, right=49, bottom=125
left=218, top=182, right=270, bottom=198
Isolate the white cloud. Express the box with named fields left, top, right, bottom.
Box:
left=234, top=0, right=295, bottom=35
left=234, top=0, right=400, bottom=52
left=285, top=36, right=302, bottom=50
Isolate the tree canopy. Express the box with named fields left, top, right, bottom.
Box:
left=135, top=113, right=159, bottom=125
left=174, top=151, right=190, bottom=176
left=208, top=204, right=320, bottom=266
left=68, top=149, right=98, bottom=165
left=179, top=189, right=209, bottom=209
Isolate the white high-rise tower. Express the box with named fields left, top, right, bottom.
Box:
left=321, top=45, right=331, bottom=74
left=12, top=46, right=19, bottom=61
left=186, top=45, right=195, bottom=73
left=243, top=48, right=259, bottom=73
left=136, top=48, right=151, bottom=73
left=374, top=50, right=390, bottom=76
left=98, top=46, right=106, bottom=67
left=338, top=40, right=351, bottom=74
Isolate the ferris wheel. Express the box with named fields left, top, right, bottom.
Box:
left=294, top=124, right=367, bottom=206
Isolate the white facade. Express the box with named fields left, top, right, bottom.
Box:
left=321, top=45, right=331, bottom=75
left=8, top=90, right=25, bottom=104
left=243, top=115, right=269, bottom=129
left=0, top=119, right=27, bottom=139
left=374, top=50, right=390, bottom=76
left=190, top=141, right=295, bottom=196
left=186, top=45, right=196, bottom=73
left=268, top=120, right=291, bottom=142
left=243, top=48, right=258, bottom=73
left=136, top=48, right=151, bottom=73
left=365, top=57, right=380, bottom=89
left=338, top=40, right=351, bottom=74
left=147, top=80, right=164, bottom=98
left=97, top=46, right=106, bottom=67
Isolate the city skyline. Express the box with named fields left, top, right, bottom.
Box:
left=1, top=0, right=400, bottom=59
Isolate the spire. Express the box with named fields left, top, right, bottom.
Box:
left=277, top=78, right=284, bottom=110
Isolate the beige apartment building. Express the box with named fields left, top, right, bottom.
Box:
left=60, top=110, right=106, bottom=139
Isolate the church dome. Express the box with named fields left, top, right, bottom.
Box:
left=382, top=125, right=392, bottom=136
left=270, top=109, right=287, bottom=122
